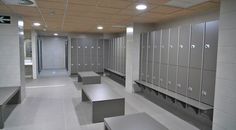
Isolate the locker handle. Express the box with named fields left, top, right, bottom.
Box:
left=78, top=46, right=81, bottom=48
left=177, top=84, right=181, bottom=88
left=179, top=45, right=184, bottom=48
left=202, top=91, right=207, bottom=96
left=71, top=46, right=74, bottom=49
left=71, top=64, right=74, bottom=66
left=168, top=81, right=172, bottom=85
left=205, top=44, right=210, bottom=48
left=169, top=45, right=173, bottom=48
left=78, top=64, right=80, bottom=66
left=85, top=64, right=87, bottom=66
left=188, top=87, right=193, bottom=91
left=191, top=45, right=196, bottom=48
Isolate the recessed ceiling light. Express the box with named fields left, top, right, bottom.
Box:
left=33, top=22, right=41, bottom=27
left=54, top=33, right=58, bottom=36
left=97, top=26, right=103, bottom=30
left=136, top=4, right=147, bottom=10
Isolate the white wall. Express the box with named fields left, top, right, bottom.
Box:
left=41, top=37, right=66, bottom=69
left=0, top=13, right=25, bottom=100
left=213, top=0, right=236, bottom=130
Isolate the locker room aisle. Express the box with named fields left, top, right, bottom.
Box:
left=3, top=72, right=198, bottom=130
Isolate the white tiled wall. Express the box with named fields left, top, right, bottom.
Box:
left=0, top=14, right=21, bottom=87
left=213, top=0, right=236, bottom=130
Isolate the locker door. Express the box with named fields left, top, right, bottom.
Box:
left=161, top=29, right=169, bottom=64
left=153, top=62, right=159, bottom=86
left=98, top=39, right=104, bottom=72
left=83, top=39, right=91, bottom=71
left=154, top=30, right=161, bottom=63
left=167, top=65, right=177, bottom=92
left=141, top=33, right=148, bottom=81
left=90, top=40, right=97, bottom=72
left=204, top=21, right=219, bottom=71
left=117, top=38, right=121, bottom=73
left=160, top=64, right=168, bottom=89
left=201, top=70, right=216, bottom=106
left=147, top=32, right=153, bottom=83
left=176, top=66, right=188, bottom=96
left=139, top=33, right=143, bottom=80
left=179, top=24, right=191, bottom=67
left=188, top=68, right=201, bottom=100
left=112, top=39, right=115, bottom=70
left=190, top=23, right=204, bottom=69
left=169, top=27, right=179, bottom=66
left=77, top=40, right=84, bottom=72
left=71, top=39, right=77, bottom=74
left=121, top=37, right=124, bottom=74
left=123, top=36, right=126, bottom=74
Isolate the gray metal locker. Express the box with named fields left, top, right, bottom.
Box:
left=190, top=23, right=204, bottom=69
left=71, top=39, right=77, bottom=74
left=98, top=39, right=104, bottom=72
left=201, top=70, right=216, bottom=106
left=77, top=40, right=84, bottom=72
left=121, top=37, right=125, bottom=74
left=188, top=68, right=201, bottom=101
left=123, top=36, right=126, bottom=74
left=178, top=24, right=191, bottom=67
left=169, top=27, right=179, bottom=66
left=161, top=29, right=169, bottom=64
left=154, top=30, right=161, bottom=63
left=176, top=66, right=188, bottom=96
left=153, top=62, right=159, bottom=86
left=203, top=20, right=219, bottom=71
left=139, top=34, right=144, bottom=80
left=146, top=32, right=153, bottom=83
left=167, top=65, right=177, bottom=92
left=160, top=64, right=168, bottom=89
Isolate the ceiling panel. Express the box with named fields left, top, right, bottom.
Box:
left=0, top=0, right=220, bottom=33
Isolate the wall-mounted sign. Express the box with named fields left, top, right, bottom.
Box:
left=0, top=16, right=11, bottom=24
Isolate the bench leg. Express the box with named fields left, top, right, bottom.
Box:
left=92, top=99, right=125, bottom=123
left=0, top=107, right=4, bottom=129
left=82, top=90, right=89, bottom=102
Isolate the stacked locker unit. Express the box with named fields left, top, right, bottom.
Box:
left=70, top=38, right=106, bottom=75
left=106, top=36, right=126, bottom=75
left=138, top=20, right=218, bottom=107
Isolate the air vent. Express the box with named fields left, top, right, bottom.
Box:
left=165, top=0, right=209, bottom=8
left=2, top=0, right=36, bottom=6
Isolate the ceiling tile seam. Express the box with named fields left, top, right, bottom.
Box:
left=61, top=0, right=69, bottom=32
left=35, top=2, right=48, bottom=29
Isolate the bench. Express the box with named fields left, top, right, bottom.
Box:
left=78, top=71, right=101, bottom=85
left=0, top=87, right=21, bottom=129
left=104, top=112, right=168, bottom=130
left=135, top=80, right=213, bottom=111
left=82, top=84, right=125, bottom=123
left=104, top=68, right=125, bottom=86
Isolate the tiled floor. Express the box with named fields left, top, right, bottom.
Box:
left=3, top=69, right=199, bottom=130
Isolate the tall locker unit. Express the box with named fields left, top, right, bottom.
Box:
left=97, top=39, right=104, bottom=72
left=71, top=38, right=78, bottom=74
left=188, top=23, right=205, bottom=101
left=153, top=31, right=161, bottom=86
left=167, top=27, right=179, bottom=92
left=140, top=33, right=148, bottom=82
left=90, top=39, right=97, bottom=72
left=177, top=24, right=191, bottom=96
left=77, top=39, right=84, bottom=72
left=123, top=36, right=126, bottom=74
left=201, top=20, right=218, bottom=106
left=146, top=32, right=153, bottom=83
left=160, top=29, right=169, bottom=89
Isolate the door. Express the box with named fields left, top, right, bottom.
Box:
left=201, top=70, right=216, bottom=106
left=77, top=39, right=84, bottom=72
left=147, top=32, right=154, bottom=83
left=203, top=20, right=219, bottom=71
left=161, top=29, right=169, bottom=64
left=97, top=39, right=104, bottom=72
left=160, top=64, right=168, bottom=89
left=71, top=39, right=77, bottom=74
left=167, top=65, right=177, bottom=92
left=190, top=23, right=204, bottom=69
left=169, top=27, right=179, bottom=66
left=176, top=66, right=188, bottom=96
left=178, top=24, right=191, bottom=67
left=188, top=68, right=201, bottom=101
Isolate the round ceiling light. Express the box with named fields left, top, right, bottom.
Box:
left=136, top=4, right=147, bottom=10
left=54, top=33, right=58, bottom=36
left=19, top=0, right=34, bottom=5
left=33, top=22, right=41, bottom=27
left=97, top=26, right=103, bottom=30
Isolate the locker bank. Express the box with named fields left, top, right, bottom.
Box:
left=0, top=0, right=235, bottom=130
